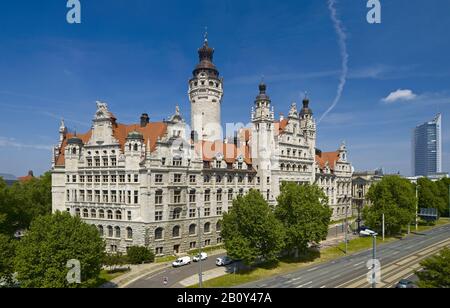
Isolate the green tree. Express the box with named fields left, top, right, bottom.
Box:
left=126, top=246, right=155, bottom=265
left=417, top=248, right=450, bottom=288
left=364, top=176, right=416, bottom=235
left=275, top=183, right=331, bottom=256
left=0, top=178, right=21, bottom=236
left=0, top=234, right=16, bottom=287
left=221, top=190, right=285, bottom=265
left=435, top=178, right=450, bottom=217
left=418, top=178, right=446, bottom=218
left=14, top=212, right=105, bottom=288
left=103, top=253, right=128, bottom=271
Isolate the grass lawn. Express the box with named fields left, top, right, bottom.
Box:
left=88, top=268, right=130, bottom=288
left=191, top=218, right=450, bottom=288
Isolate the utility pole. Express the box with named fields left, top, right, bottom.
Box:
left=344, top=195, right=348, bottom=254
left=372, top=234, right=378, bottom=289
left=197, top=204, right=203, bottom=288
left=415, top=184, right=419, bottom=231
left=382, top=213, right=385, bottom=242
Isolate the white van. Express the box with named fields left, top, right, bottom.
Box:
left=172, top=256, right=192, bottom=268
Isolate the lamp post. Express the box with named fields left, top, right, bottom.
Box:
left=415, top=184, right=420, bottom=231
left=197, top=193, right=204, bottom=288
left=344, top=195, right=348, bottom=254
left=371, top=233, right=378, bottom=289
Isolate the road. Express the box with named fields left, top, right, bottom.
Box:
left=240, top=224, right=450, bottom=288
left=126, top=254, right=226, bottom=288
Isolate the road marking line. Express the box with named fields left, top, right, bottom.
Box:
left=296, top=281, right=313, bottom=288
left=353, top=261, right=364, bottom=267
left=396, top=256, right=418, bottom=266
left=307, top=267, right=319, bottom=272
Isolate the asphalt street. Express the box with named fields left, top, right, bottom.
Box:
left=239, top=224, right=450, bottom=288
left=126, top=254, right=227, bottom=288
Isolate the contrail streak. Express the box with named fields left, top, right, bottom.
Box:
left=319, top=0, right=349, bottom=124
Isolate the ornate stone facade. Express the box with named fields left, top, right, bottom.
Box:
left=51, top=38, right=353, bottom=255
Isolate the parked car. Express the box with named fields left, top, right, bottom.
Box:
left=395, top=279, right=417, bottom=289
left=360, top=227, right=377, bottom=237
left=172, top=256, right=192, bottom=268
left=216, top=256, right=233, bottom=266
left=193, top=252, right=208, bottom=262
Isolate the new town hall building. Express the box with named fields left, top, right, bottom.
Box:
left=51, top=38, right=353, bottom=255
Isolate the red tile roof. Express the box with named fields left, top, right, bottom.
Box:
left=55, top=122, right=167, bottom=166
left=18, top=171, right=34, bottom=182
left=315, top=151, right=340, bottom=171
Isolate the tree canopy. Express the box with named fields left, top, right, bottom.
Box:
left=364, top=176, right=417, bottom=235
left=221, top=190, right=285, bottom=266
left=14, top=212, right=105, bottom=288
left=275, top=183, right=331, bottom=255
left=417, top=248, right=450, bottom=288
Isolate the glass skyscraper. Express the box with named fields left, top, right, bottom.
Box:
left=412, top=114, right=442, bottom=176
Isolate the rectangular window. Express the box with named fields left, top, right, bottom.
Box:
left=87, top=190, right=93, bottom=202
left=72, top=175, right=77, bottom=183
left=217, top=191, right=222, bottom=202
left=111, top=191, right=117, bottom=203
left=173, top=158, right=182, bottom=166
left=216, top=207, right=222, bottom=216
left=174, top=174, right=182, bottom=183
left=102, top=190, right=109, bottom=203
left=66, top=175, right=70, bottom=183
left=155, top=247, right=163, bottom=255
left=66, top=190, right=70, bottom=201
left=127, top=174, right=131, bottom=183
left=111, top=175, right=117, bottom=183
left=204, top=208, right=210, bottom=217
left=173, top=191, right=181, bottom=204
left=80, top=175, right=85, bottom=183
left=87, top=175, right=93, bottom=183
left=102, top=175, right=108, bottom=183
left=204, top=191, right=210, bottom=202
left=95, top=157, right=101, bottom=167
left=95, top=175, right=100, bottom=183
left=155, top=174, right=163, bottom=183
left=189, top=191, right=196, bottom=203
left=103, top=158, right=108, bottom=167
left=134, top=174, right=139, bottom=183
left=189, top=209, right=196, bottom=218
left=134, top=191, right=139, bottom=204
left=127, top=211, right=132, bottom=221
left=205, top=240, right=211, bottom=247
left=87, top=158, right=93, bottom=167
left=95, top=190, right=100, bottom=203
left=80, top=190, right=85, bottom=202
left=127, top=191, right=131, bottom=204
left=155, top=191, right=163, bottom=205
left=155, top=211, right=163, bottom=221
left=228, top=190, right=233, bottom=201
left=190, top=242, right=196, bottom=249
left=111, top=157, right=117, bottom=166
left=161, top=158, right=166, bottom=166
left=189, top=175, right=196, bottom=184
left=215, top=161, right=221, bottom=169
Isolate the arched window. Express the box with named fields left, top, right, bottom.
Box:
left=91, top=209, right=97, bottom=218
left=83, top=209, right=89, bottom=218
left=189, top=224, right=197, bottom=235
left=216, top=221, right=222, bottom=232
left=72, top=148, right=77, bottom=155
left=155, top=228, right=163, bottom=240
left=98, top=225, right=104, bottom=237
left=99, top=209, right=105, bottom=219
left=128, top=144, right=132, bottom=151
left=172, top=225, right=181, bottom=238
left=204, top=222, right=211, bottom=233
left=75, top=208, right=81, bottom=217
left=303, top=165, right=307, bottom=172
left=126, top=227, right=133, bottom=240
left=115, top=226, right=121, bottom=238
left=115, top=210, right=122, bottom=220
left=133, top=144, right=138, bottom=151
left=280, top=164, right=285, bottom=171
left=107, top=210, right=113, bottom=220
left=173, top=208, right=182, bottom=220
left=107, top=226, right=113, bottom=238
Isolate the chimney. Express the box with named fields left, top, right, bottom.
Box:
left=28, top=170, right=34, bottom=177
left=140, top=113, right=150, bottom=127
left=233, top=133, right=239, bottom=146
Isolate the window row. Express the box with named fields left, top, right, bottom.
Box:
left=67, top=190, right=139, bottom=204
left=86, top=156, right=118, bottom=168
left=154, top=222, right=221, bottom=240
left=154, top=189, right=245, bottom=206
left=75, top=208, right=132, bottom=221
left=98, top=225, right=133, bottom=240
left=66, top=173, right=138, bottom=184
left=280, top=164, right=309, bottom=173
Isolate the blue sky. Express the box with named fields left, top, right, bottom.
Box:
left=0, top=0, right=450, bottom=177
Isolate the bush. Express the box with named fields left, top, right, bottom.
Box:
left=126, top=246, right=155, bottom=265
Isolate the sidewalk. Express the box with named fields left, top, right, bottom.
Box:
left=178, top=267, right=229, bottom=287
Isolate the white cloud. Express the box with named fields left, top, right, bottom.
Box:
left=382, top=89, right=418, bottom=103
left=0, top=137, right=52, bottom=151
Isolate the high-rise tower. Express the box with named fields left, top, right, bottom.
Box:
left=413, top=114, right=442, bottom=176
left=189, top=34, right=223, bottom=142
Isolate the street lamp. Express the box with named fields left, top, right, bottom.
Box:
left=415, top=184, right=420, bottom=231
left=197, top=192, right=204, bottom=288
left=344, top=195, right=348, bottom=254
left=371, top=232, right=378, bottom=289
